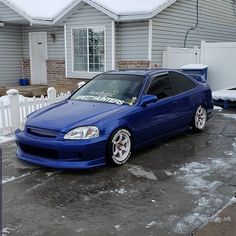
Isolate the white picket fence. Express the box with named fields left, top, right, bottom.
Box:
left=0, top=82, right=86, bottom=135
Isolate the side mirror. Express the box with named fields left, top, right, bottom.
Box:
left=140, top=95, right=158, bottom=107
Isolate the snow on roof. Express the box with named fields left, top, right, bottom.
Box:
left=93, top=0, right=171, bottom=15
left=4, top=0, right=173, bottom=20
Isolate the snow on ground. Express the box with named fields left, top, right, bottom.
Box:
left=173, top=145, right=236, bottom=234
left=220, top=113, right=236, bottom=120
left=214, top=106, right=223, bottom=111
left=0, top=135, right=15, bottom=144
left=212, top=88, right=236, bottom=101
left=127, top=165, right=158, bottom=180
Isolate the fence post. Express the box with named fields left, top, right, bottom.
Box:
left=78, top=81, right=86, bottom=88
left=7, top=89, right=20, bottom=130
left=47, top=87, right=56, bottom=104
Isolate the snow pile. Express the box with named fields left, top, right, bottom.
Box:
left=0, top=135, right=15, bottom=144
left=212, top=88, right=236, bottom=101
left=6, top=0, right=173, bottom=19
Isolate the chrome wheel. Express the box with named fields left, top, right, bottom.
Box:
left=195, top=106, right=207, bottom=130
left=111, top=129, right=131, bottom=164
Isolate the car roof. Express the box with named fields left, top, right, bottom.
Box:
left=104, top=69, right=171, bottom=77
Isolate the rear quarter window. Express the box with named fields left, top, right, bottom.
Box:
left=170, top=71, right=196, bottom=94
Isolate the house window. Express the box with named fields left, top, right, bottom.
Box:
left=73, top=27, right=105, bottom=73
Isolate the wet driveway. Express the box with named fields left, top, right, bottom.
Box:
left=2, top=111, right=236, bottom=236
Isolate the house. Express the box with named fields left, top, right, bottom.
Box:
left=0, top=0, right=236, bottom=92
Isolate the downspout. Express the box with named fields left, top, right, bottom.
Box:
left=184, top=0, right=199, bottom=48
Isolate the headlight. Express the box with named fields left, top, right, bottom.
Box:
left=19, top=117, right=27, bottom=132
left=64, top=126, right=99, bottom=140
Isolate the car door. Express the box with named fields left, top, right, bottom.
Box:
left=169, top=71, right=197, bottom=129
left=134, top=73, right=178, bottom=145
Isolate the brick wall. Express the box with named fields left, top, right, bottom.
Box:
left=46, top=60, right=84, bottom=93
left=22, top=59, right=86, bottom=93
left=118, top=60, right=151, bottom=69
left=22, top=59, right=30, bottom=79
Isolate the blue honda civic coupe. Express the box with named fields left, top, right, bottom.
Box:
left=15, top=69, right=214, bottom=169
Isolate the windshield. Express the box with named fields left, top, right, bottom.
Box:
left=70, top=74, right=144, bottom=105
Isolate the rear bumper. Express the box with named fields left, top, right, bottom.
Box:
left=15, top=130, right=107, bottom=169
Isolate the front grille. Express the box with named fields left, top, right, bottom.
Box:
left=19, top=143, right=58, bottom=159
left=27, top=127, right=58, bottom=138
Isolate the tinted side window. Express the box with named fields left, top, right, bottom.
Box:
left=147, top=74, right=175, bottom=99
left=170, top=71, right=196, bottom=94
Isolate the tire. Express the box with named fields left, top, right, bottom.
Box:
left=106, top=129, right=132, bottom=166
left=193, top=106, right=207, bottom=132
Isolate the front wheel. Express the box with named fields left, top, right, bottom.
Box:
left=107, top=129, right=132, bottom=166
left=193, top=106, right=207, bottom=132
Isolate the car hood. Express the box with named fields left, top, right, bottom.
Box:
left=27, top=100, right=128, bottom=132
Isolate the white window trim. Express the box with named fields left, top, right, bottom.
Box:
left=148, top=19, right=152, bottom=62
left=64, top=24, right=68, bottom=77
left=111, top=21, right=115, bottom=70
left=71, top=26, right=106, bottom=74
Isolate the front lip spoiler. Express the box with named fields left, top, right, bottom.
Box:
left=16, top=149, right=106, bottom=169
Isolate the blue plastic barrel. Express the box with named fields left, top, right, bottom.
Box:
left=19, top=78, right=29, bottom=86
left=181, top=64, right=208, bottom=83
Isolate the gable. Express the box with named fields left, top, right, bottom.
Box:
left=64, top=2, right=112, bottom=24
left=0, top=1, right=27, bottom=23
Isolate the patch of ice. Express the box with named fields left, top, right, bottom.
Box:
left=127, top=165, right=157, bottom=180
left=224, top=151, right=233, bottom=156
left=220, top=113, right=236, bottom=120
left=174, top=152, right=236, bottom=234
left=165, top=171, right=173, bottom=176
left=114, top=225, right=122, bottom=231
left=115, top=188, right=127, bottom=194
left=174, top=213, right=208, bottom=234
left=2, top=172, right=31, bottom=184
left=145, top=221, right=157, bottom=229
left=76, top=228, right=84, bottom=233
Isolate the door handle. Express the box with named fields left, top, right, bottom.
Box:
left=172, top=101, right=178, bottom=106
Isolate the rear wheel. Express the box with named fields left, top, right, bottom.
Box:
left=193, top=106, right=207, bottom=132
left=107, top=129, right=132, bottom=166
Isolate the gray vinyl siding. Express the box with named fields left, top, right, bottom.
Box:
left=64, top=3, right=112, bottom=79
left=0, top=1, right=25, bottom=23
left=22, top=26, right=65, bottom=60
left=116, top=21, right=149, bottom=60
left=0, top=24, right=23, bottom=86
left=152, top=0, right=236, bottom=65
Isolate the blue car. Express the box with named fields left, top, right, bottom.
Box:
left=15, top=69, right=214, bottom=169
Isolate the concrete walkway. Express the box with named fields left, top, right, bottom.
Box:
left=196, top=199, right=236, bottom=236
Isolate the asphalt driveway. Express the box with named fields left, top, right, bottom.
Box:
left=2, top=111, right=236, bottom=236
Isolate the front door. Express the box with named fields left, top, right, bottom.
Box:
left=29, top=32, right=47, bottom=85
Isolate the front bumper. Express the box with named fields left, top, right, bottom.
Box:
left=15, top=130, right=108, bottom=169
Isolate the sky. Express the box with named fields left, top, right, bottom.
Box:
left=6, top=0, right=171, bottom=19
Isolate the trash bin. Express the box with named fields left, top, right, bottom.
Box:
left=19, top=78, right=29, bottom=86
left=180, top=64, right=208, bottom=83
